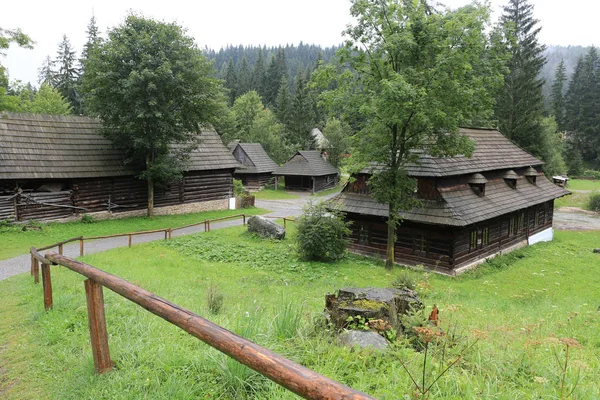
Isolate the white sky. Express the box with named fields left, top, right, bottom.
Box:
left=1, top=0, right=598, bottom=85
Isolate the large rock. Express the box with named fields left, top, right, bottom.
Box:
left=339, top=330, right=389, bottom=350
left=247, top=216, right=285, bottom=240
left=325, top=287, right=422, bottom=332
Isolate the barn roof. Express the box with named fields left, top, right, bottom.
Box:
left=273, top=150, right=338, bottom=177
left=0, top=112, right=238, bottom=180
left=362, top=128, right=543, bottom=178
left=333, top=172, right=569, bottom=227
left=231, top=143, right=278, bottom=174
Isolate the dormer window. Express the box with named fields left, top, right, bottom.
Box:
left=524, top=166, right=538, bottom=185
left=503, top=170, right=518, bottom=189
left=468, top=173, right=487, bottom=196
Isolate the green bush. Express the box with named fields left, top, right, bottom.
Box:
left=582, top=169, right=600, bottom=180
left=587, top=191, right=600, bottom=211
left=80, top=214, right=96, bottom=224
left=296, top=200, right=351, bottom=261
left=392, top=270, right=416, bottom=290
left=233, top=179, right=245, bottom=197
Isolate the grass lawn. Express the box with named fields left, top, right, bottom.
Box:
left=567, top=179, right=600, bottom=191
left=1, top=227, right=599, bottom=399
left=555, top=191, right=589, bottom=209
left=0, top=207, right=267, bottom=261
left=253, top=189, right=300, bottom=200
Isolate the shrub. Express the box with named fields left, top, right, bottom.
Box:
left=80, top=214, right=96, bottom=224
left=233, top=179, right=245, bottom=197
left=296, top=200, right=351, bottom=261
left=581, top=169, right=600, bottom=180
left=587, top=191, right=600, bottom=212
left=392, top=270, right=416, bottom=290
left=207, top=283, right=224, bottom=314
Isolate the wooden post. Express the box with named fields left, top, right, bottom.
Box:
left=80, top=239, right=84, bottom=257
left=33, top=258, right=40, bottom=284
left=164, top=230, right=168, bottom=240
left=243, top=215, right=246, bottom=225
left=41, top=263, right=52, bottom=311
left=168, top=229, right=173, bottom=239
left=284, top=218, right=287, bottom=229
left=58, top=244, right=63, bottom=255
left=207, top=221, right=210, bottom=232
left=84, top=279, right=112, bottom=374
left=30, top=253, right=34, bottom=276
left=128, top=234, right=132, bottom=248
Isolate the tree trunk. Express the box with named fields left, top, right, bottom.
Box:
left=146, top=153, right=154, bottom=217
left=386, top=203, right=395, bottom=269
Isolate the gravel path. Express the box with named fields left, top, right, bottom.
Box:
left=0, top=191, right=337, bottom=282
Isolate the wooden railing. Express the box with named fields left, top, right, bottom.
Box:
left=27, top=214, right=374, bottom=399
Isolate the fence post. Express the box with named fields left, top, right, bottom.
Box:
left=168, top=229, right=172, bottom=239
left=284, top=218, right=287, bottom=229
left=80, top=239, right=84, bottom=257
left=164, top=230, right=168, bottom=240
left=30, top=253, right=34, bottom=276
left=33, top=258, right=40, bottom=284
left=128, top=234, right=132, bottom=248
left=207, top=221, right=210, bottom=232
left=84, top=279, right=113, bottom=374
left=58, top=244, right=63, bottom=255
left=41, top=262, right=53, bottom=311
left=204, top=221, right=207, bottom=232
left=243, top=214, right=246, bottom=225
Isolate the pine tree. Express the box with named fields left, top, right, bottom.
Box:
left=274, top=76, right=292, bottom=127
left=37, top=55, right=56, bottom=86
left=237, top=57, right=251, bottom=96
left=55, top=34, right=80, bottom=113
left=251, top=48, right=266, bottom=97
left=264, top=48, right=287, bottom=107
left=495, top=0, right=546, bottom=156
left=288, top=70, right=316, bottom=149
left=224, top=58, right=238, bottom=105
left=81, top=15, right=100, bottom=66
left=550, top=59, right=567, bottom=131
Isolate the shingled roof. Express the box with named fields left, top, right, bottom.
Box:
left=273, top=150, right=338, bottom=177
left=333, top=170, right=569, bottom=227
left=362, top=128, right=543, bottom=178
left=0, top=112, right=238, bottom=180
left=231, top=143, right=278, bottom=174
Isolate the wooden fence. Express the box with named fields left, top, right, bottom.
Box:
left=26, top=215, right=377, bottom=399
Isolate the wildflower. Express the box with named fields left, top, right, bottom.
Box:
left=413, top=326, right=444, bottom=343
left=534, top=376, right=548, bottom=384
left=559, top=337, right=581, bottom=348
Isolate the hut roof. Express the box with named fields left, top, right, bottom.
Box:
left=273, top=150, right=338, bottom=177
left=333, top=172, right=569, bottom=227
left=362, top=128, right=543, bottom=178
left=0, top=112, right=238, bottom=180
left=231, top=143, right=278, bottom=174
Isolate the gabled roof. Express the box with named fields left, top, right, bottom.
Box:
left=0, top=112, right=238, bottom=180
left=367, top=128, right=543, bottom=178
left=231, top=143, right=278, bottom=174
left=273, top=150, right=338, bottom=177
left=333, top=170, right=569, bottom=227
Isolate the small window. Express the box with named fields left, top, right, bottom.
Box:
left=359, top=225, right=369, bottom=244
left=470, top=230, right=477, bottom=250
left=413, top=235, right=428, bottom=256
left=482, top=227, right=489, bottom=245
left=526, top=175, right=537, bottom=185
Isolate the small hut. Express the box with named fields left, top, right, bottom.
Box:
left=230, top=143, right=278, bottom=190
left=273, top=150, right=338, bottom=193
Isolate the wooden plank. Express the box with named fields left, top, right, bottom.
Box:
left=41, top=263, right=52, bottom=311
left=84, top=279, right=113, bottom=374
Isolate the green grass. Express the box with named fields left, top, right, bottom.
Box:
left=253, top=189, right=300, bottom=200
left=1, top=227, right=599, bottom=399
left=0, top=207, right=267, bottom=261
left=555, top=192, right=589, bottom=209
left=567, top=179, right=600, bottom=191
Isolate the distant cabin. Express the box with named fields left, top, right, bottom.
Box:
left=273, top=150, right=338, bottom=193
left=0, top=112, right=240, bottom=222
left=229, top=143, right=278, bottom=190
left=332, top=128, right=570, bottom=275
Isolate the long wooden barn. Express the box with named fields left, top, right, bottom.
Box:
left=230, top=143, right=278, bottom=190
left=273, top=150, right=339, bottom=193
left=332, top=128, right=570, bottom=275
left=0, top=112, right=240, bottom=222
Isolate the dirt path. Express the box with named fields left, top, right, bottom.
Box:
left=0, top=191, right=339, bottom=282
left=554, top=208, right=600, bottom=230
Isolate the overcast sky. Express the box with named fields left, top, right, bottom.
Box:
left=1, top=0, right=598, bottom=85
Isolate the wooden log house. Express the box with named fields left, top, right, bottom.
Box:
left=229, top=143, right=278, bottom=190
left=332, top=128, right=570, bottom=274
left=0, top=112, right=240, bottom=222
left=273, top=150, right=339, bottom=193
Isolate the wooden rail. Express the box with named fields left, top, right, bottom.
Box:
left=31, top=250, right=373, bottom=400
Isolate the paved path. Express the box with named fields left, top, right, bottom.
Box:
left=0, top=191, right=337, bottom=282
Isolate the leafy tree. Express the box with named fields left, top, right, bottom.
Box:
left=313, top=0, right=503, bottom=269
left=54, top=35, right=80, bottom=113
left=296, top=200, right=351, bottom=262
left=231, top=90, right=263, bottom=137
left=551, top=60, right=567, bottom=131
left=495, top=0, right=547, bottom=155
left=29, top=84, right=72, bottom=115
left=537, top=116, right=566, bottom=176
left=322, top=117, right=349, bottom=168
left=0, top=27, right=33, bottom=112
left=82, top=14, right=223, bottom=216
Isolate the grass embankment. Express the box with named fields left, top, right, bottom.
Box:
left=252, top=189, right=300, bottom=200
left=0, top=207, right=267, bottom=261
left=567, top=179, right=600, bottom=191
left=554, top=179, right=600, bottom=210
left=1, top=227, right=599, bottom=399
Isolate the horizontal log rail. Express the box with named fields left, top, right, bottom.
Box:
left=32, top=251, right=373, bottom=400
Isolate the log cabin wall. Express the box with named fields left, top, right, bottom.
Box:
left=0, top=195, right=16, bottom=222
left=314, top=175, right=338, bottom=192
left=234, top=173, right=274, bottom=189
left=345, top=199, right=556, bottom=273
